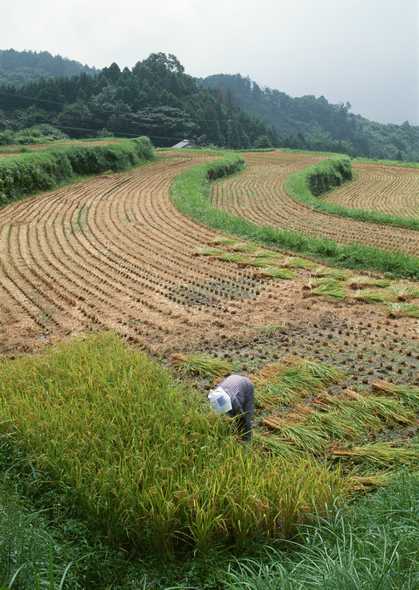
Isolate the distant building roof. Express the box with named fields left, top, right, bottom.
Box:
left=171, top=139, right=194, bottom=148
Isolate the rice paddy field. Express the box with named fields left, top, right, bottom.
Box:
left=0, top=142, right=417, bottom=588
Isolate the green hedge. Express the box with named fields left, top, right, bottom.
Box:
left=307, top=157, right=353, bottom=196
left=171, top=153, right=419, bottom=279
left=285, top=155, right=419, bottom=231
left=0, top=136, right=154, bottom=205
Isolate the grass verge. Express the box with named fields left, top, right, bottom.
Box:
left=171, top=153, right=419, bottom=279
left=224, top=472, right=419, bottom=590
left=285, top=155, right=419, bottom=231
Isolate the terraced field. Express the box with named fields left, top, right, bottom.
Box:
left=0, top=150, right=417, bottom=390
left=325, top=161, right=419, bottom=218
left=212, top=152, right=419, bottom=255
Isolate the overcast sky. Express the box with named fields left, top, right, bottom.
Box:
left=3, top=0, right=419, bottom=124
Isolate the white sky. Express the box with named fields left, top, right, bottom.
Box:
left=2, top=0, right=419, bottom=124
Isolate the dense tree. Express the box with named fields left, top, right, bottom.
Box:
left=0, top=53, right=277, bottom=148
left=202, top=74, right=419, bottom=161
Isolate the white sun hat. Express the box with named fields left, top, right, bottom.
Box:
left=208, top=387, right=232, bottom=414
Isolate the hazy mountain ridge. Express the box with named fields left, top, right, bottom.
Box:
left=203, top=74, right=419, bottom=161
left=0, top=49, right=97, bottom=86
left=1, top=50, right=418, bottom=159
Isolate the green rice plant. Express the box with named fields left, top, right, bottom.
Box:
left=194, top=246, right=224, bottom=257
left=229, top=241, right=258, bottom=253
left=208, top=235, right=237, bottom=246
left=259, top=266, right=295, bottom=280
left=282, top=257, right=317, bottom=270
left=171, top=352, right=232, bottom=379
left=353, top=288, right=396, bottom=303
left=310, top=278, right=346, bottom=299
left=0, top=334, right=345, bottom=552
left=347, top=275, right=391, bottom=289
left=264, top=424, right=329, bottom=453
left=372, top=380, right=419, bottom=407
left=387, top=302, right=419, bottom=318
left=0, top=479, right=79, bottom=589
left=390, top=285, right=419, bottom=301
left=217, top=252, right=251, bottom=265
left=309, top=409, right=369, bottom=440
left=311, top=267, right=350, bottom=280
left=253, top=432, right=301, bottom=459
left=331, top=442, right=419, bottom=467
left=254, top=358, right=344, bottom=409
left=348, top=471, right=395, bottom=491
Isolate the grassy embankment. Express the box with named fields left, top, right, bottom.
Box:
left=171, top=152, right=419, bottom=279
left=0, top=136, right=154, bottom=206
left=285, top=155, right=419, bottom=231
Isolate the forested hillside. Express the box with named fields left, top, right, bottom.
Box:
left=0, top=49, right=96, bottom=86
left=203, top=74, right=419, bottom=161
left=0, top=53, right=276, bottom=147
left=2, top=50, right=418, bottom=158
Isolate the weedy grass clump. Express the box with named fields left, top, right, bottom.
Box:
left=225, top=473, right=419, bottom=590
left=0, top=334, right=345, bottom=553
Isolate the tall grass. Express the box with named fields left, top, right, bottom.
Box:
left=171, top=154, right=419, bottom=279
left=0, top=333, right=344, bottom=553
left=224, top=472, right=419, bottom=590
left=0, top=136, right=154, bottom=205
left=285, top=156, right=419, bottom=231
left=0, top=478, right=78, bottom=589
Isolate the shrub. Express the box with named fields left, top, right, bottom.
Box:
left=307, top=157, right=353, bottom=196
left=0, top=136, right=154, bottom=205
left=0, top=333, right=344, bottom=553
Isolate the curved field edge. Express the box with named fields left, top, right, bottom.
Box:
left=0, top=136, right=155, bottom=207
left=284, top=154, right=419, bottom=231
left=171, top=153, right=419, bottom=279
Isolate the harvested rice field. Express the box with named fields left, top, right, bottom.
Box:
left=325, top=161, right=419, bottom=219
left=0, top=145, right=418, bottom=588
left=0, top=149, right=417, bottom=395
left=212, top=152, right=419, bottom=255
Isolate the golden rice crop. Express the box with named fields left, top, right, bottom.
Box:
left=0, top=333, right=345, bottom=552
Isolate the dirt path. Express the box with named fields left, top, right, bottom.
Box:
left=0, top=152, right=417, bottom=387
left=212, top=152, right=419, bottom=255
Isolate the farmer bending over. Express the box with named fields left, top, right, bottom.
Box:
left=208, top=374, right=254, bottom=442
